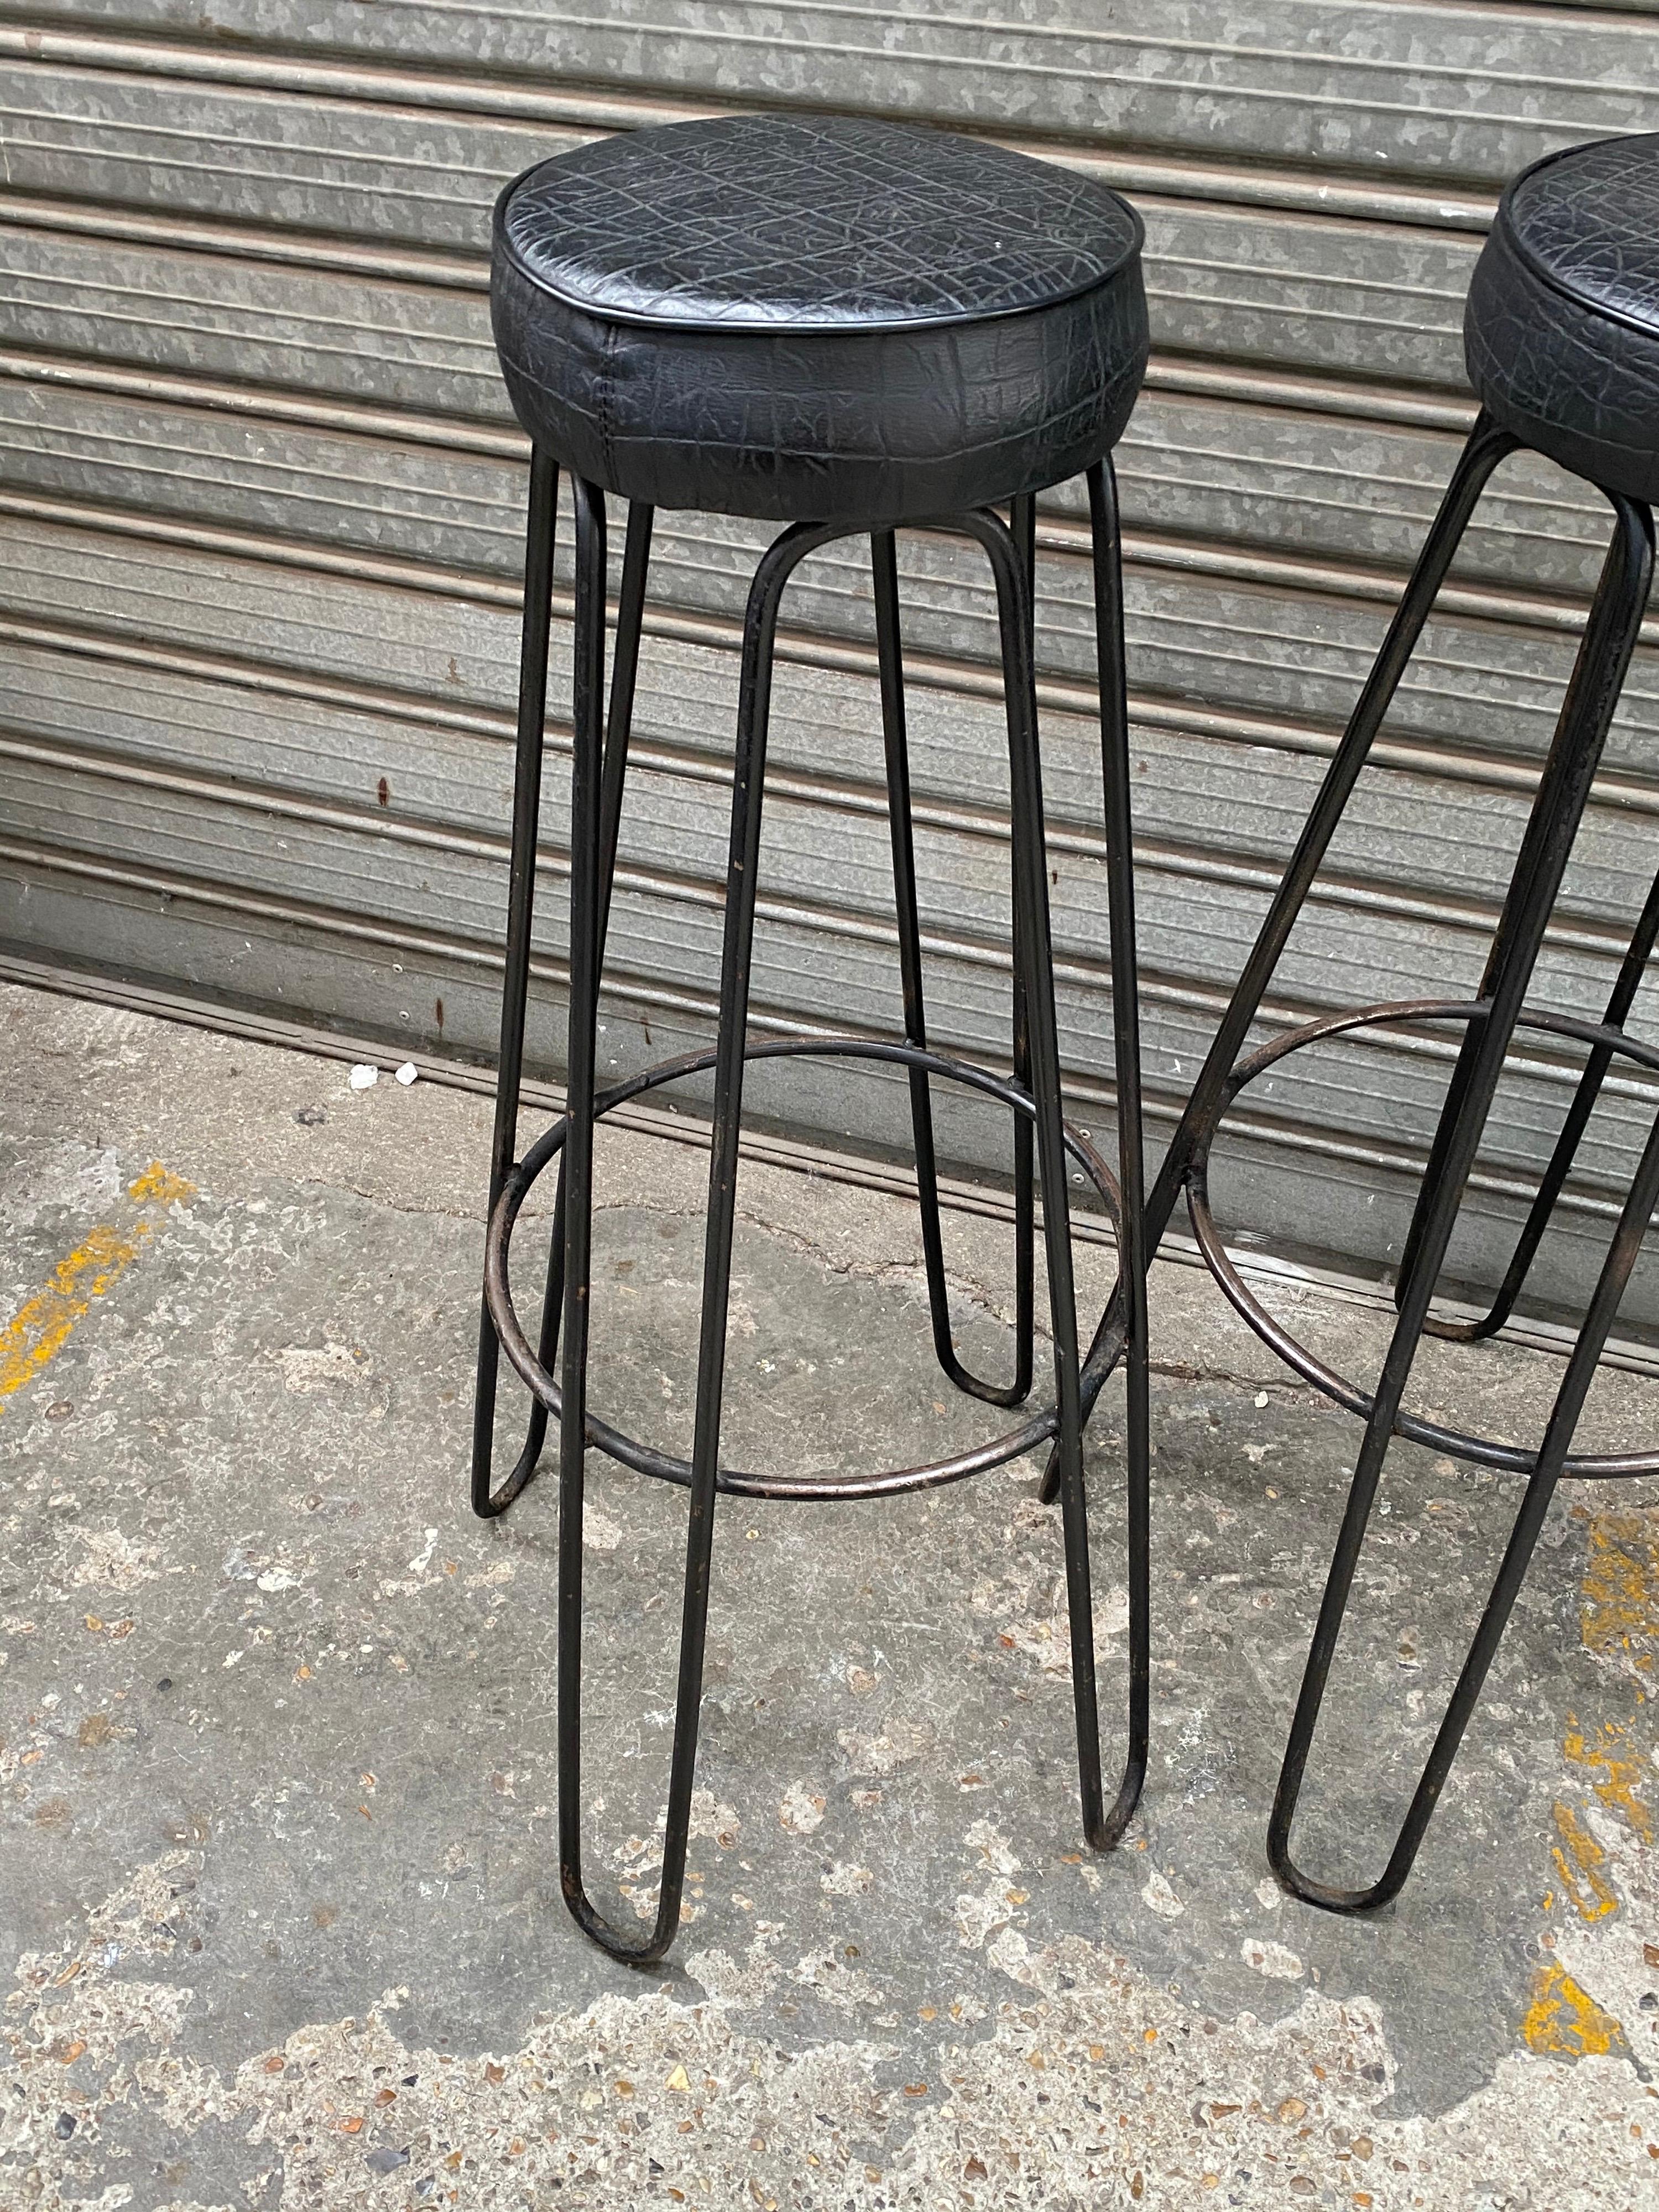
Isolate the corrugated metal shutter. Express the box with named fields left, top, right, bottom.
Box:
left=4, top=4, right=1659, bottom=1314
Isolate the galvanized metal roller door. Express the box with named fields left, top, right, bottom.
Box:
left=3, top=2, right=1659, bottom=1318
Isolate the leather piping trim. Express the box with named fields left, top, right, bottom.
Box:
left=490, top=163, right=1145, bottom=337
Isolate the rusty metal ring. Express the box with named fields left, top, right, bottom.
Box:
left=486, top=1034, right=1126, bottom=1500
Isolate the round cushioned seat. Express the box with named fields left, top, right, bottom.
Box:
left=491, top=113, right=1147, bottom=525
left=1466, top=132, right=1659, bottom=503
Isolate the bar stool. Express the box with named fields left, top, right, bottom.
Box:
left=1164, top=133, right=1659, bottom=1912
left=467, top=113, right=1152, bottom=1964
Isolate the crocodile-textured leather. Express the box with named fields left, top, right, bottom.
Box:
left=491, top=114, right=1147, bottom=523
left=1466, top=133, right=1659, bottom=503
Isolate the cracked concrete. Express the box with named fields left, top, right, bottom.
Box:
left=1, top=980, right=1656, bottom=2209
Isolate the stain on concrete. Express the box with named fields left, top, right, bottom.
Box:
left=0, top=1160, right=194, bottom=1412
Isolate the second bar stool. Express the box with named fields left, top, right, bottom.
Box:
left=1166, top=132, right=1659, bottom=1913
left=468, top=114, right=1152, bottom=1964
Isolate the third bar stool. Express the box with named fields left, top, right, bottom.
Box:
left=468, top=114, right=1151, bottom=1964
left=1167, top=133, right=1659, bottom=1912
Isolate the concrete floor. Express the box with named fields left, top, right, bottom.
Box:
left=1, top=978, right=1655, bottom=2211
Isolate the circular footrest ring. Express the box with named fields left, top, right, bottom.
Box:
left=485, top=1034, right=1124, bottom=1501
left=1186, top=996, right=1659, bottom=1481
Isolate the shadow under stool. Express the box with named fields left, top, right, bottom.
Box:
left=1107, top=131, right=1659, bottom=1913
left=467, top=113, right=1154, bottom=1964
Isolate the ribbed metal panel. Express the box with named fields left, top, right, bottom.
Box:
left=3, top=4, right=1659, bottom=1316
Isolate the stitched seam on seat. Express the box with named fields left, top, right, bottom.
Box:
left=496, top=186, right=1142, bottom=336
left=496, top=255, right=1142, bottom=336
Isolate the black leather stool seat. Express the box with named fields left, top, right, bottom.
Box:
left=491, top=113, right=1147, bottom=524
left=1467, top=132, right=1659, bottom=502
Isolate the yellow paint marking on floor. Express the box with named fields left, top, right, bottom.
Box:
left=1522, top=1512, right=1659, bottom=2052
left=1521, top=1960, right=1626, bottom=2058
left=0, top=1160, right=195, bottom=1411
left=1580, top=1510, right=1659, bottom=1679
left=1562, top=1713, right=1653, bottom=1844
left=1550, top=1800, right=1620, bottom=1924
left=127, top=1162, right=195, bottom=1207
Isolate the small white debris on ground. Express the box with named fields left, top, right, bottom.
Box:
left=273, top=1344, right=370, bottom=1393
left=582, top=1504, right=625, bottom=1552
left=964, top=1818, right=1021, bottom=1879
left=778, top=1782, right=826, bottom=1834
left=394, top=1062, right=418, bottom=1086
left=687, top=1790, right=741, bottom=1846
left=1141, top=1869, right=1185, bottom=1920
left=463, top=1559, right=515, bottom=1590
left=1242, top=1935, right=1306, bottom=1980
left=67, top=1527, right=161, bottom=1592
left=818, top=1861, right=874, bottom=1896
left=348, top=1064, right=378, bottom=1091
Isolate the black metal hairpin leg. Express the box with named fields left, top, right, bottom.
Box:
left=942, top=503, right=1104, bottom=1844
left=872, top=525, right=1035, bottom=1407
left=1269, top=487, right=1655, bottom=1912
left=872, top=487, right=1145, bottom=1835
left=471, top=482, right=659, bottom=1522
left=1270, top=1090, right=1659, bottom=1913
left=471, top=446, right=559, bottom=1519
left=1412, top=855, right=1659, bottom=1343
left=557, top=498, right=847, bottom=1964
left=988, top=453, right=1168, bottom=1535
left=482, top=502, right=656, bottom=1515
left=1088, top=457, right=1152, bottom=1838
